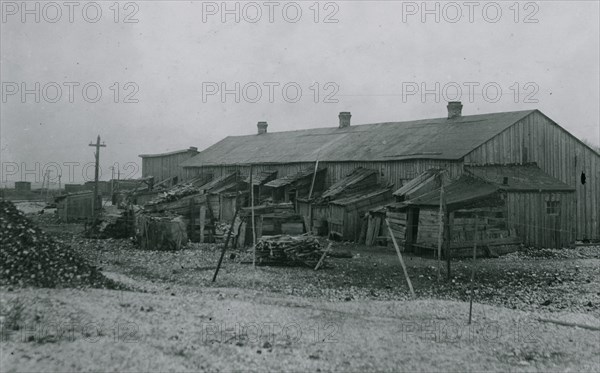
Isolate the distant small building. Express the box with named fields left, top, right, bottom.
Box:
left=14, top=181, right=31, bottom=192
left=84, top=181, right=110, bottom=196
left=64, top=184, right=88, bottom=194
left=55, top=191, right=101, bottom=222
left=139, top=147, right=199, bottom=183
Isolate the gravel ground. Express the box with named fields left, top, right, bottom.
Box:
left=67, top=237, right=600, bottom=318
left=1, top=286, right=599, bottom=372
left=2, top=218, right=599, bottom=372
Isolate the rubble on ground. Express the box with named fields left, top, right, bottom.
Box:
left=0, top=200, right=121, bottom=289
left=501, top=246, right=600, bottom=260
left=146, top=184, right=201, bottom=206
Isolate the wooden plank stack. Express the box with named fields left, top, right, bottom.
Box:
left=255, top=235, right=324, bottom=267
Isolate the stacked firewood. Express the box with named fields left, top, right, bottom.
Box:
left=255, top=235, right=324, bottom=267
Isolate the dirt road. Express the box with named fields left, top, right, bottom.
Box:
left=2, top=281, right=599, bottom=372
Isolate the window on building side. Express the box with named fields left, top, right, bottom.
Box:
left=546, top=201, right=560, bottom=215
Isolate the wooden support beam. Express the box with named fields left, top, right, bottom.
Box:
left=314, top=242, right=332, bottom=271
left=190, top=198, right=196, bottom=241
left=385, top=218, right=415, bottom=298
left=250, top=164, right=256, bottom=269
left=436, top=178, right=445, bottom=281
left=406, top=208, right=415, bottom=253
left=468, top=215, right=478, bottom=324
left=199, top=205, right=206, bottom=243
left=446, top=211, right=452, bottom=280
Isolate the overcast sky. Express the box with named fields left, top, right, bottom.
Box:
left=1, top=0, right=599, bottom=185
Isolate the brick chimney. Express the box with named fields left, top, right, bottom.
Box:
left=339, top=112, right=351, bottom=128
left=447, top=101, right=463, bottom=119
left=257, top=121, right=268, bottom=135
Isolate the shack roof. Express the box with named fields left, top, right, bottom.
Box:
left=369, top=201, right=409, bottom=214
left=393, top=169, right=442, bottom=198
left=320, top=167, right=378, bottom=200
left=181, top=110, right=535, bottom=167
left=465, top=164, right=575, bottom=192
left=330, top=187, right=393, bottom=207
left=244, top=170, right=278, bottom=186
left=407, top=176, right=499, bottom=207
left=264, top=168, right=326, bottom=189
left=209, top=180, right=245, bottom=195
left=198, top=172, right=238, bottom=192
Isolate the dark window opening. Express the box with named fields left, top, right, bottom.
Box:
left=546, top=201, right=560, bottom=215
left=581, top=172, right=586, bottom=185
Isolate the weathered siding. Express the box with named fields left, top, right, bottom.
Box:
left=506, top=192, right=575, bottom=248
left=56, top=192, right=99, bottom=222
left=220, top=195, right=237, bottom=223
left=465, top=111, right=600, bottom=240
left=183, top=160, right=464, bottom=194
left=14, top=181, right=31, bottom=191
left=141, top=148, right=198, bottom=183
left=328, top=190, right=393, bottom=241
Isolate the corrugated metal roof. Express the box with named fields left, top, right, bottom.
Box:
left=264, top=168, right=326, bottom=188
left=181, top=110, right=535, bottom=167
left=465, top=164, right=575, bottom=191
left=139, top=147, right=198, bottom=158
left=407, top=176, right=499, bottom=207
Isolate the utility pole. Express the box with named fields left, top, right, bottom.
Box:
left=436, top=174, right=445, bottom=281
left=58, top=174, right=62, bottom=194
left=46, top=170, right=51, bottom=201
left=109, top=166, right=115, bottom=200
left=89, top=135, right=106, bottom=222
left=40, top=171, right=46, bottom=200
left=42, top=170, right=50, bottom=202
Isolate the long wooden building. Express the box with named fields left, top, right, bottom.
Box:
left=179, top=103, right=599, bottom=243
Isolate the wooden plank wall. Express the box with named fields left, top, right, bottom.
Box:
left=465, top=111, right=599, bottom=240
left=385, top=210, right=407, bottom=247
left=329, top=191, right=393, bottom=241
left=296, top=201, right=310, bottom=222
left=506, top=192, right=575, bottom=248
left=220, top=195, right=236, bottom=223
left=416, top=205, right=515, bottom=248
left=141, top=150, right=198, bottom=182
left=365, top=212, right=384, bottom=246
left=208, top=195, right=220, bottom=220
left=328, top=204, right=345, bottom=239
left=57, top=193, right=97, bottom=222
left=416, top=209, right=440, bottom=248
